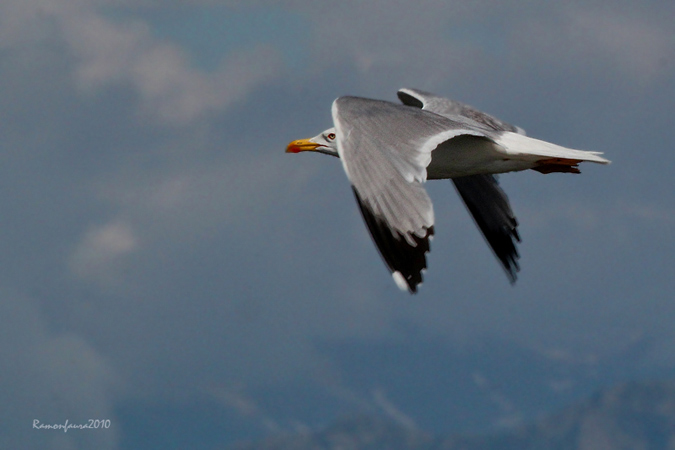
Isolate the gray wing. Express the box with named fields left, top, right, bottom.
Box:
left=332, top=96, right=489, bottom=293
left=397, top=88, right=525, bottom=134
left=398, top=88, right=521, bottom=282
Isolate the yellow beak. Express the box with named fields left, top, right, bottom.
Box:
left=286, top=138, right=320, bottom=153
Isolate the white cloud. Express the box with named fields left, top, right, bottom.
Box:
left=63, top=10, right=282, bottom=123
left=69, top=220, right=138, bottom=286
left=0, top=0, right=283, bottom=125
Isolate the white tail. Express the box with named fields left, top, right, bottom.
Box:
left=496, top=132, right=611, bottom=165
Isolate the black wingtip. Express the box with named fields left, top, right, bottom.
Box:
left=452, top=175, right=521, bottom=284
left=396, top=90, right=424, bottom=109
left=352, top=187, right=433, bottom=293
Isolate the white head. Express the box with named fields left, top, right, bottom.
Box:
left=286, top=127, right=339, bottom=157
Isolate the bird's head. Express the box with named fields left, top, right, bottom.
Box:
left=286, top=127, right=339, bottom=157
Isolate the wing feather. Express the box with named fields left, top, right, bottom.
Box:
left=397, top=88, right=526, bottom=134
left=333, top=96, right=487, bottom=292
left=397, top=88, right=523, bottom=282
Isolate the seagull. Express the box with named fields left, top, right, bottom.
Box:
left=286, top=89, right=610, bottom=293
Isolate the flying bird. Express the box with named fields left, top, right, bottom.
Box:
left=286, top=89, right=610, bottom=293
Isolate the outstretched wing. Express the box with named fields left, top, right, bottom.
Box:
left=332, top=96, right=489, bottom=292
left=397, top=88, right=526, bottom=134
left=397, top=88, right=522, bottom=281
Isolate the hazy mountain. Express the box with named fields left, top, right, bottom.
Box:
left=230, top=380, right=675, bottom=449
left=117, top=336, right=665, bottom=449
left=229, top=415, right=435, bottom=450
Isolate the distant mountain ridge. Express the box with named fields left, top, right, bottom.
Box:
left=117, top=336, right=665, bottom=449
left=230, top=380, right=675, bottom=450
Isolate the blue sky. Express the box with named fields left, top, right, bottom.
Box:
left=2, top=1, right=674, bottom=448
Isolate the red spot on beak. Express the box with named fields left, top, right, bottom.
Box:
left=286, top=138, right=320, bottom=153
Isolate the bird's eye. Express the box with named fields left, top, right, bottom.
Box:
left=327, top=133, right=336, bottom=140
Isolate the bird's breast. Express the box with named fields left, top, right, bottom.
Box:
left=426, top=135, right=534, bottom=179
